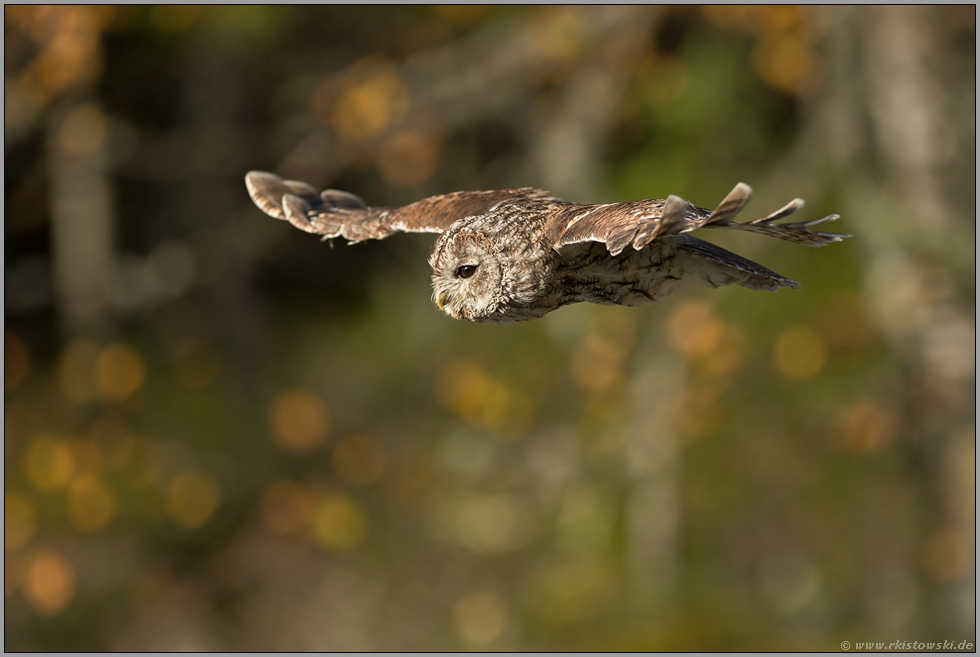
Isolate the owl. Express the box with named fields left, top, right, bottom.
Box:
left=245, top=171, right=848, bottom=323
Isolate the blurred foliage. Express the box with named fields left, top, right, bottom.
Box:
left=4, top=5, right=975, bottom=651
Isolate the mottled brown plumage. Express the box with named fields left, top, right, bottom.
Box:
left=245, top=171, right=848, bottom=323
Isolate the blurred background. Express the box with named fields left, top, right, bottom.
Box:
left=4, top=5, right=975, bottom=651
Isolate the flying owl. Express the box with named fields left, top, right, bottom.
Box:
left=245, top=171, right=847, bottom=323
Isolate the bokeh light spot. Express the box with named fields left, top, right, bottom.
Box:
left=270, top=390, right=330, bottom=452
left=5, top=331, right=31, bottom=390
left=67, top=475, right=116, bottom=533
left=772, top=325, right=826, bottom=380
left=435, top=360, right=530, bottom=434
left=821, top=293, right=874, bottom=349
left=261, top=480, right=317, bottom=534
left=5, top=494, right=37, bottom=550
left=59, top=339, right=100, bottom=404
left=95, top=342, right=146, bottom=402
left=837, top=401, right=897, bottom=454
left=700, top=326, right=747, bottom=376
left=165, top=471, right=221, bottom=530
left=667, top=300, right=724, bottom=358
left=701, top=5, right=804, bottom=35
left=377, top=129, right=439, bottom=187
left=333, top=435, right=386, bottom=487
left=331, top=67, right=410, bottom=141
left=23, top=550, right=76, bottom=617
left=24, top=435, right=75, bottom=491
left=752, top=32, right=818, bottom=95
left=454, top=591, right=507, bottom=644
left=570, top=334, right=625, bottom=395
left=312, top=495, right=368, bottom=551
left=923, top=529, right=970, bottom=583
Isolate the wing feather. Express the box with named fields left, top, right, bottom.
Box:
left=245, top=171, right=551, bottom=244
left=550, top=182, right=849, bottom=255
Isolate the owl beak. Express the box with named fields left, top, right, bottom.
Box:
left=435, top=290, right=449, bottom=312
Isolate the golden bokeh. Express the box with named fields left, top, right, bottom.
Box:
left=333, top=435, right=386, bottom=487
left=699, top=326, right=747, bottom=376
left=377, top=129, right=439, bottom=187
left=923, top=529, right=970, bottom=583
left=269, top=390, right=330, bottom=452
left=59, top=101, right=106, bottom=156
left=261, top=480, right=317, bottom=534
left=24, top=435, right=75, bottom=491
left=570, top=333, right=625, bottom=395
left=454, top=591, right=508, bottom=644
left=821, top=293, right=874, bottom=349
left=5, top=331, right=30, bottom=391
left=701, top=5, right=804, bottom=35
left=172, top=336, right=220, bottom=388
left=165, top=471, right=221, bottom=530
left=666, top=300, right=724, bottom=358
left=435, top=359, right=530, bottom=434
left=331, top=66, right=410, bottom=141
left=311, top=494, right=368, bottom=551
left=5, top=494, right=37, bottom=550
left=23, top=550, right=76, bottom=617
left=59, top=339, right=100, bottom=404
left=67, top=475, right=116, bottom=533
left=751, top=32, right=819, bottom=95
left=772, top=325, right=827, bottom=380
left=95, top=342, right=146, bottom=403
left=837, top=401, right=897, bottom=454
left=700, top=6, right=817, bottom=95
left=8, top=6, right=112, bottom=101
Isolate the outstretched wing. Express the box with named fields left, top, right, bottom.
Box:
left=245, top=171, right=550, bottom=244
left=549, top=182, right=849, bottom=256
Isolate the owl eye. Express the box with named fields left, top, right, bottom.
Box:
left=456, top=265, right=478, bottom=279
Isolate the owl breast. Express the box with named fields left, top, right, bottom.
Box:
left=556, top=240, right=688, bottom=307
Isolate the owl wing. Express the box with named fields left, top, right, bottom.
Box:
left=548, top=182, right=849, bottom=256
left=245, top=171, right=549, bottom=244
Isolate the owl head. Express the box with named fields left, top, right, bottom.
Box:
left=428, top=221, right=509, bottom=323
left=427, top=212, right=559, bottom=323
